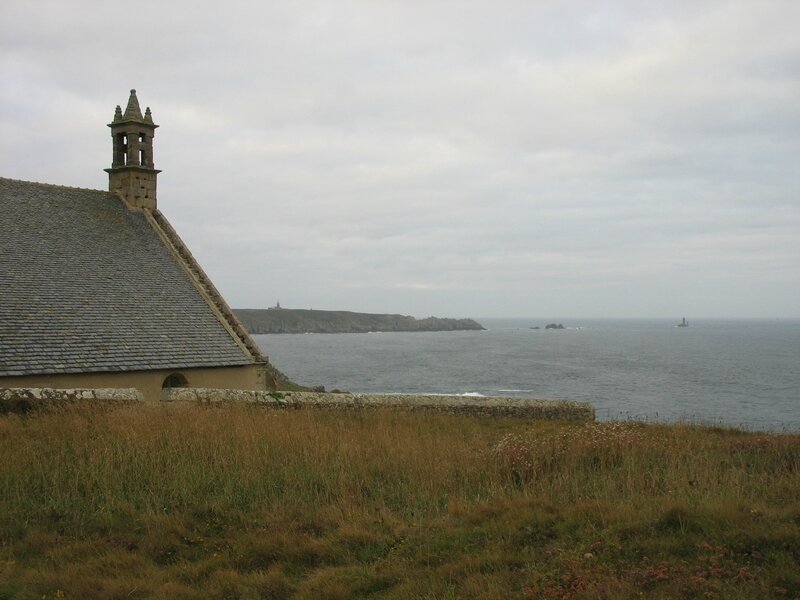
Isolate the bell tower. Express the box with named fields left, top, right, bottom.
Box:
left=105, top=89, right=161, bottom=209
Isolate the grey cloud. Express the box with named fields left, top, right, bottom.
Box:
left=2, top=0, right=798, bottom=317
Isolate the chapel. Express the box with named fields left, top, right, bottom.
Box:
left=0, top=90, right=286, bottom=398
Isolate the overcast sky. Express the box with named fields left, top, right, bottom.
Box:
left=2, top=1, right=799, bottom=319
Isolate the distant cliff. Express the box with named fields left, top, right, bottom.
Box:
left=234, top=308, right=485, bottom=334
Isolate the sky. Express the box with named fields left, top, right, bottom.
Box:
left=2, top=0, right=799, bottom=319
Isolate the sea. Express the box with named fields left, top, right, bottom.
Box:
left=253, top=318, right=800, bottom=432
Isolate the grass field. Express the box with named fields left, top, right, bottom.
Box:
left=1, top=403, right=798, bottom=599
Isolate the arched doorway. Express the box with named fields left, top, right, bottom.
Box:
left=162, top=372, right=188, bottom=389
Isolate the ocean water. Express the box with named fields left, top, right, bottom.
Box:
left=253, top=318, right=800, bottom=431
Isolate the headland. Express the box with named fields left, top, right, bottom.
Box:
left=234, top=307, right=485, bottom=334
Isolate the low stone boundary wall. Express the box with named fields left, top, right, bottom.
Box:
left=0, top=387, right=595, bottom=421
left=0, top=388, right=143, bottom=414
left=164, top=389, right=595, bottom=422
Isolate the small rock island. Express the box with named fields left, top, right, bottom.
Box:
left=234, top=307, right=486, bottom=334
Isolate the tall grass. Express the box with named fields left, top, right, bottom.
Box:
left=1, top=404, right=798, bottom=599
left=1, top=404, right=508, bottom=531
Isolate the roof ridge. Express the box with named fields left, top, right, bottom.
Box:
left=0, top=176, right=108, bottom=195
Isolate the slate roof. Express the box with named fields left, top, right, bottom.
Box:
left=0, top=177, right=254, bottom=376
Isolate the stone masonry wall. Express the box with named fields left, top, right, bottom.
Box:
left=0, top=387, right=142, bottom=413
left=163, top=389, right=595, bottom=422
left=0, top=387, right=595, bottom=421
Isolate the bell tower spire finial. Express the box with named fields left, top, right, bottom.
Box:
left=123, top=89, right=144, bottom=120
left=104, top=89, right=161, bottom=209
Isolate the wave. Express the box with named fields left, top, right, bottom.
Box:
left=379, top=391, right=487, bottom=397
left=412, top=392, right=487, bottom=397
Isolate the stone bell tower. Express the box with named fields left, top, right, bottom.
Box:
left=105, top=89, right=161, bottom=209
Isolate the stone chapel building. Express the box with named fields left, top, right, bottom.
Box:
left=0, top=90, right=287, bottom=398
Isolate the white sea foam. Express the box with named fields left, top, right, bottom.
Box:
left=381, top=392, right=486, bottom=397
left=414, top=392, right=487, bottom=397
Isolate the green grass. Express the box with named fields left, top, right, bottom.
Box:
left=0, top=403, right=798, bottom=599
